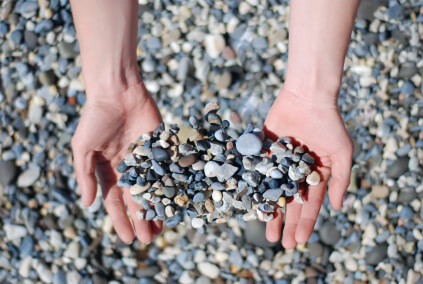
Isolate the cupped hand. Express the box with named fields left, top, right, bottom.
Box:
left=263, top=87, right=353, bottom=248
left=71, top=80, right=163, bottom=244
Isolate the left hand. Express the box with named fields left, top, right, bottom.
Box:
left=263, top=86, right=353, bottom=249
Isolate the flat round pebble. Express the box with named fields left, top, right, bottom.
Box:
left=235, top=133, right=263, bottom=155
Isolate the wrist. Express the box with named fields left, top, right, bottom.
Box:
left=83, top=63, right=143, bottom=101
left=282, top=69, right=341, bottom=108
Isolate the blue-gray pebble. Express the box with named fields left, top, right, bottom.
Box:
left=236, top=133, right=262, bottom=155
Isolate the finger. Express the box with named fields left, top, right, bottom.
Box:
left=97, top=163, right=135, bottom=244
left=282, top=201, right=302, bottom=249
left=123, top=189, right=154, bottom=244
left=328, top=152, right=353, bottom=210
left=71, top=144, right=97, bottom=207
left=266, top=208, right=284, bottom=242
left=295, top=167, right=330, bottom=244
left=151, top=220, right=163, bottom=235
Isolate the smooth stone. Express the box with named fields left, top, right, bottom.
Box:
left=269, top=169, right=283, bottom=179
left=4, top=224, right=27, bottom=240
left=17, top=167, right=40, bottom=187
left=178, top=154, right=197, bottom=167
left=319, top=221, right=340, bottom=245
left=204, top=34, right=225, bottom=58
left=152, top=147, right=169, bottom=161
left=365, top=243, right=388, bottom=265
left=306, top=171, right=320, bottom=186
left=162, top=186, right=177, bottom=198
left=193, top=192, right=205, bottom=203
left=192, top=160, right=205, bottom=171
left=236, top=133, right=262, bottom=155
left=58, top=42, right=77, bottom=58
left=0, top=160, right=17, bottom=188
left=217, top=164, right=238, bottom=182
left=152, top=160, right=165, bottom=176
left=263, top=188, right=283, bottom=202
left=155, top=203, right=165, bottom=217
left=212, top=190, right=223, bottom=202
left=197, top=262, right=220, bottom=279
left=145, top=209, right=156, bottom=221
left=204, top=161, right=220, bottom=178
left=302, top=153, right=315, bottom=165
left=192, top=218, right=205, bottom=229
left=130, top=183, right=150, bottom=195
left=166, top=214, right=182, bottom=227
left=203, top=101, right=220, bottom=114
left=371, top=185, right=389, bottom=198
left=211, top=182, right=226, bottom=191
left=399, top=206, right=414, bottom=220
left=386, top=157, right=409, bottom=178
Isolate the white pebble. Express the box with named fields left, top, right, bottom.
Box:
left=306, top=171, right=320, bottom=186
left=197, top=262, right=220, bottom=279
left=191, top=217, right=205, bottom=229
left=212, top=190, right=223, bottom=202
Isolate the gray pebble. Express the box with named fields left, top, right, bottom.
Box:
left=263, top=188, right=283, bottom=201
left=236, top=133, right=262, bottom=155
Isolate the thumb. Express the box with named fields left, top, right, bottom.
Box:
left=71, top=137, right=98, bottom=207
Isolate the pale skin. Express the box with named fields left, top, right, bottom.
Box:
left=70, top=0, right=360, bottom=247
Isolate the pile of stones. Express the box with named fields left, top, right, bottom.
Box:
left=117, top=102, right=320, bottom=231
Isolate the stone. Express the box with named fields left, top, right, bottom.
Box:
left=319, top=221, right=340, bottom=245
left=17, top=167, right=40, bottom=187
left=204, top=34, right=225, bottom=58
left=197, top=262, right=220, bottom=279
left=152, top=147, right=169, bottom=161
left=306, top=171, right=320, bottom=186
left=178, top=154, right=197, bottom=167
left=193, top=192, right=205, bottom=203
left=217, top=164, right=238, bottom=182
left=371, top=185, right=389, bottom=198
left=4, top=224, right=27, bottom=240
left=263, top=188, right=283, bottom=201
left=386, top=157, right=409, bottom=178
left=0, top=160, right=17, bottom=188
left=204, top=161, right=220, bottom=177
left=163, top=186, right=177, bottom=198
left=212, top=190, right=223, bottom=202
left=130, top=183, right=151, bottom=195
left=365, top=243, right=388, bottom=265
left=236, top=133, right=262, bottom=155
left=58, top=42, right=77, bottom=58
left=192, top=218, right=205, bottom=229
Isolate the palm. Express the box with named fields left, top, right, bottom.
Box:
left=264, top=88, right=353, bottom=248
left=72, top=82, right=163, bottom=244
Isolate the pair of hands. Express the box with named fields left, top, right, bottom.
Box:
left=71, top=81, right=353, bottom=248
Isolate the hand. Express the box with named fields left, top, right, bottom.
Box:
left=71, top=80, right=163, bottom=244
left=263, top=86, right=353, bottom=248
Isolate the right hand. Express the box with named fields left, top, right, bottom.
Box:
left=71, top=80, right=163, bottom=244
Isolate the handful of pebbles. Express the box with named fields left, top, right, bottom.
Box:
left=116, top=102, right=320, bottom=232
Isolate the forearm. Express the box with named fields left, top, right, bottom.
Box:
left=70, top=0, right=141, bottom=97
left=284, top=0, right=360, bottom=104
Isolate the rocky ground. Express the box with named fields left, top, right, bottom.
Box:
left=0, top=0, right=422, bottom=283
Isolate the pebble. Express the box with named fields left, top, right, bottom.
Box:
left=204, top=161, right=220, bottom=178
left=212, top=190, right=223, bottom=202
left=371, top=185, right=389, bottom=198
left=217, top=163, right=238, bottom=181
left=0, top=159, right=17, bottom=187
left=319, top=222, right=340, bottom=245
left=263, top=188, right=283, bottom=201
left=236, top=133, right=262, bottom=155
left=192, top=218, right=205, bottom=228
left=17, top=167, right=40, bottom=187
left=178, top=154, right=197, bottom=167
left=366, top=243, right=388, bottom=265
left=197, top=262, right=220, bottom=279
left=204, top=34, right=225, bottom=58
left=151, top=147, right=169, bottom=162
left=306, top=171, right=320, bottom=186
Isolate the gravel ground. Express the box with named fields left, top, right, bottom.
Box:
left=0, top=0, right=423, bottom=283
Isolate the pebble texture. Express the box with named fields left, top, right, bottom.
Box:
left=117, top=104, right=317, bottom=228
left=1, top=0, right=422, bottom=283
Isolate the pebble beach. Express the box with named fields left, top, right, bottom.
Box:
left=0, top=0, right=423, bottom=283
